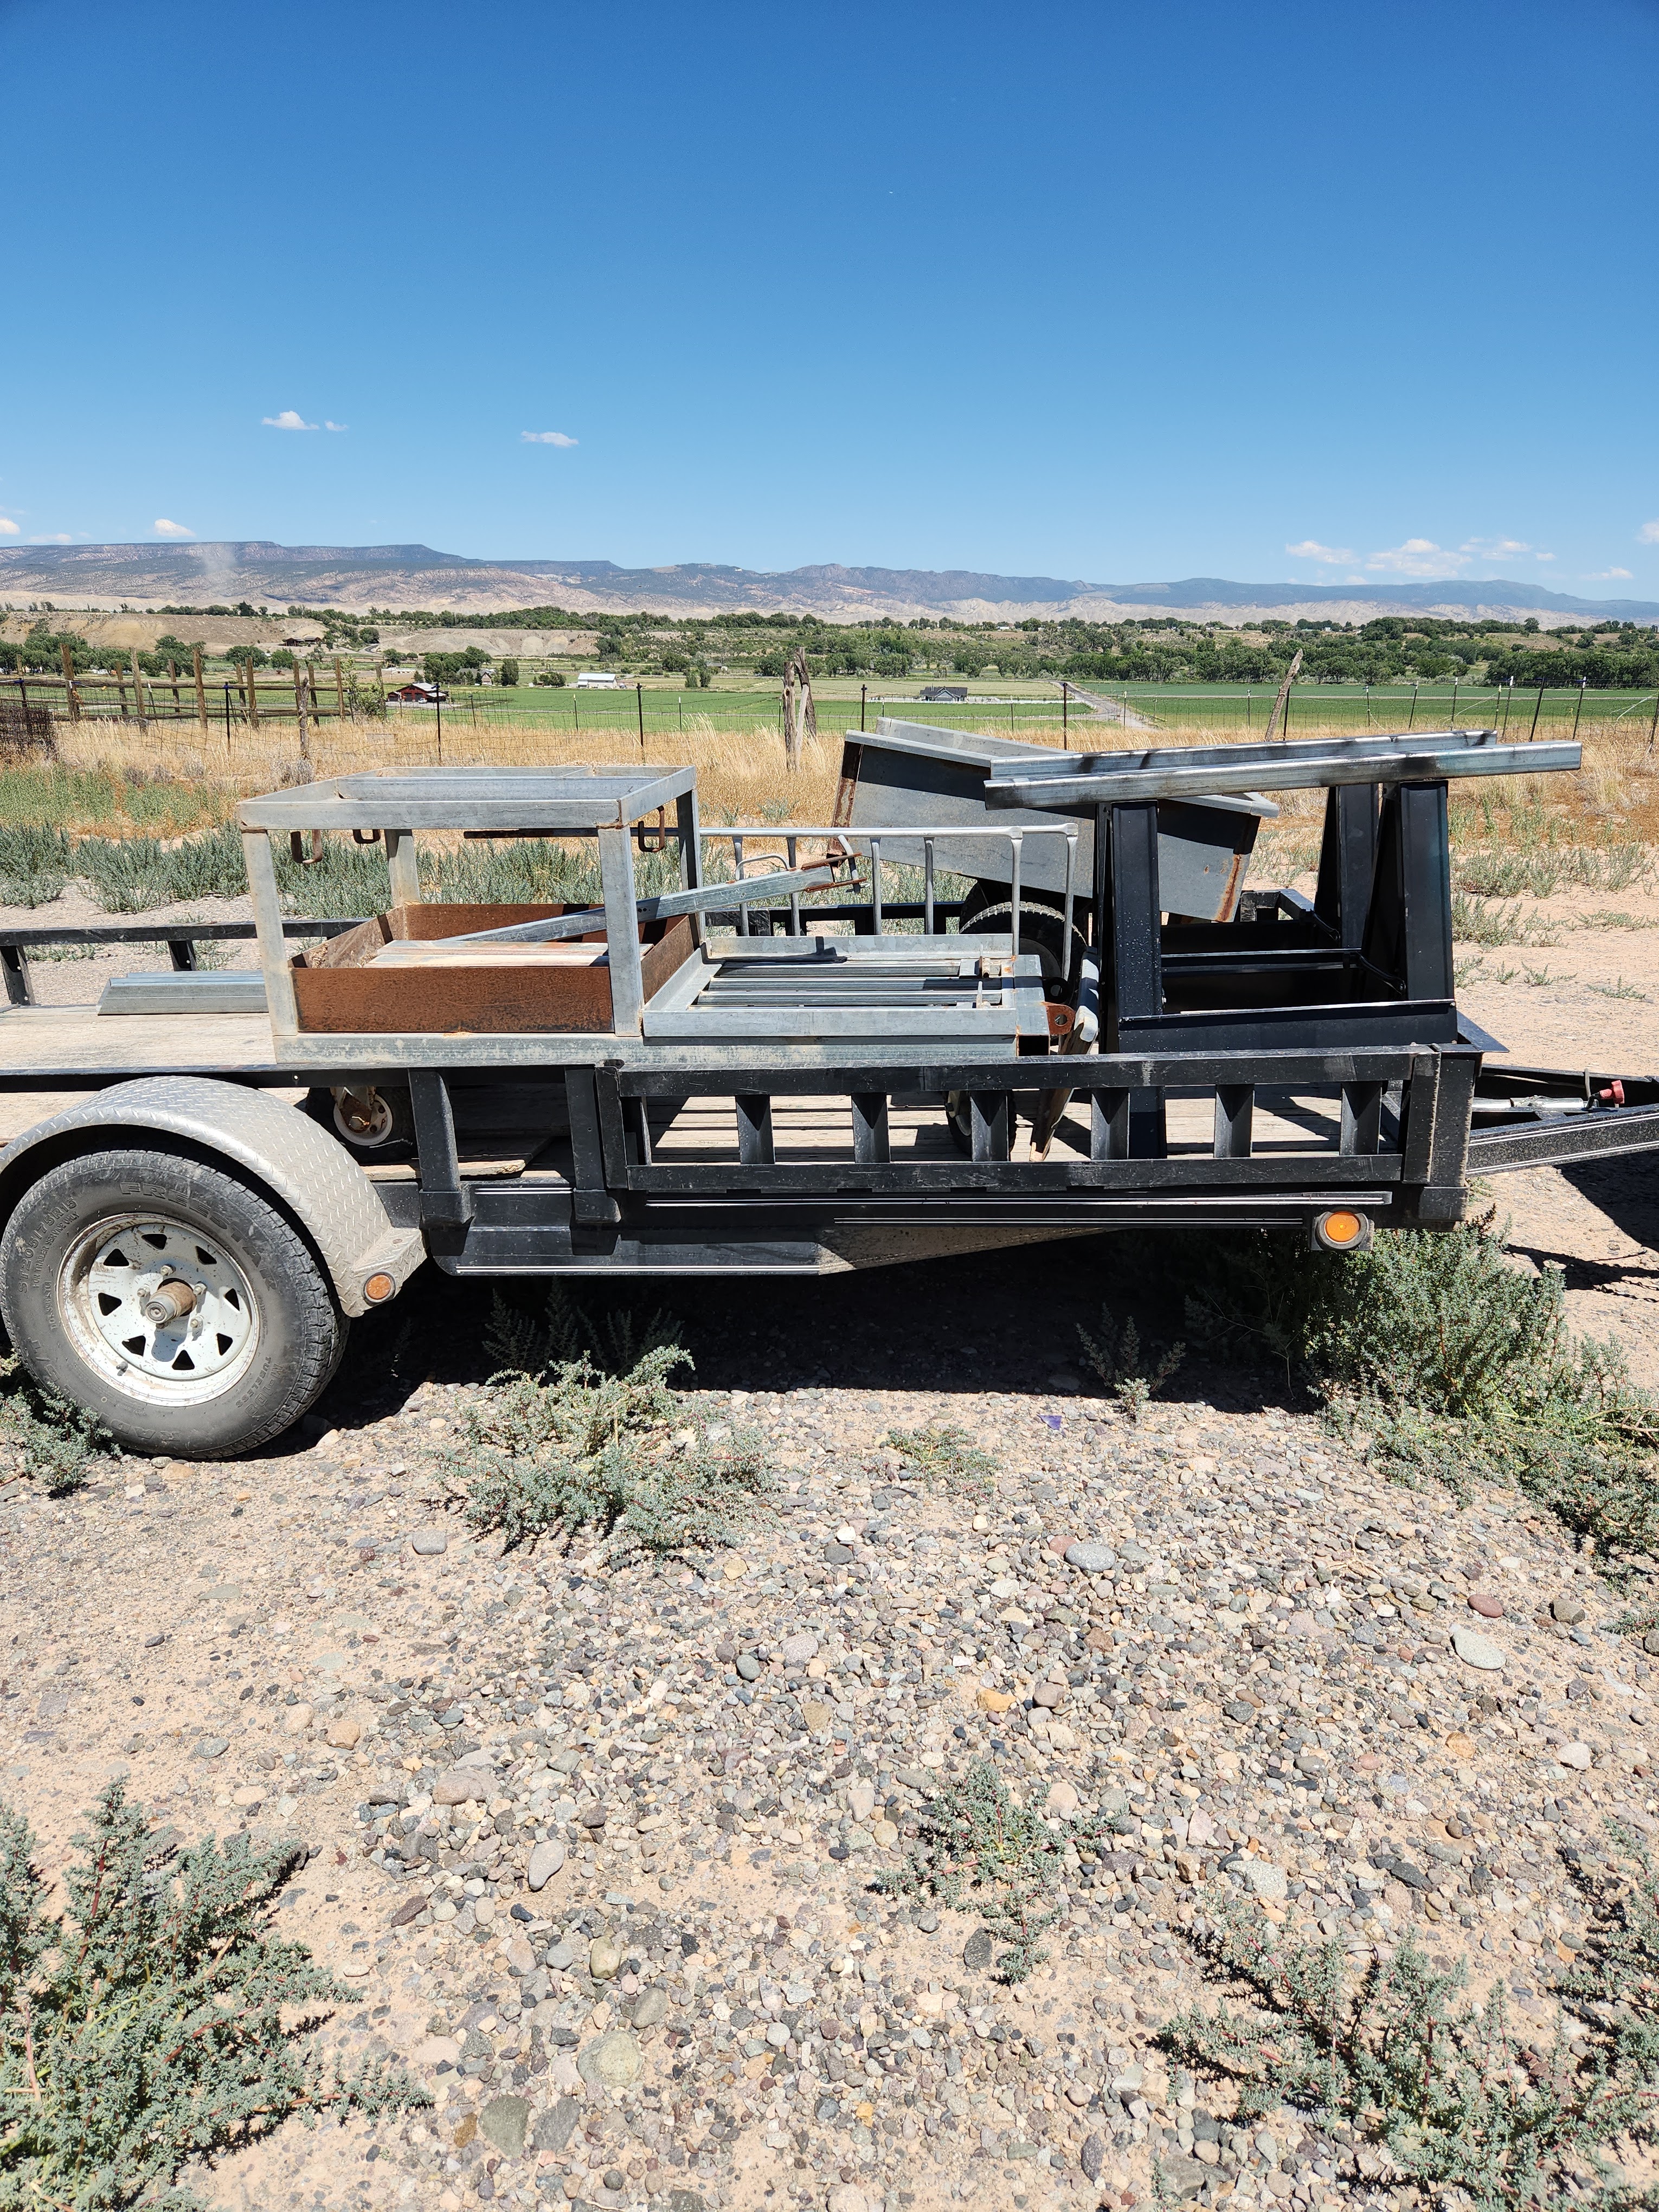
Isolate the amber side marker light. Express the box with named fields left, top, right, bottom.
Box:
left=363, top=1272, right=397, bottom=1304
left=1313, top=1208, right=1372, bottom=1254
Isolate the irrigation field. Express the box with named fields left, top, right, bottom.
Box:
left=383, top=679, right=1659, bottom=746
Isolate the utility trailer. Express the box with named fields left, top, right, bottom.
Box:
left=0, top=735, right=1655, bottom=1461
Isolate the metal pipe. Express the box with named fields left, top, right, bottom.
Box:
left=733, top=835, right=748, bottom=936
left=1061, top=828, right=1077, bottom=976
left=923, top=837, right=936, bottom=935
left=1008, top=832, right=1024, bottom=958
left=871, top=839, right=884, bottom=934
left=786, top=835, right=801, bottom=936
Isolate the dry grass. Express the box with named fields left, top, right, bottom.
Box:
left=21, top=712, right=1659, bottom=861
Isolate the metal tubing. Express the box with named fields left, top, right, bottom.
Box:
left=735, top=1094, right=775, bottom=1163
left=1061, top=829, right=1077, bottom=976
left=1009, top=832, right=1023, bottom=956
left=923, top=839, right=936, bottom=935
left=871, top=840, right=884, bottom=934
left=1213, top=1085, right=1254, bottom=1158
left=407, top=1071, right=473, bottom=1225
left=969, top=1091, right=1011, bottom=1161
left=241, top=829, right=299, bottom=1037
left=1, top=946, right=31, bottom=1007
left=385, top=829, right=421, bottom=907
left=1340, top=1082, right=1385, bottom=1154
left=851, top=1092, right=891, bottom=1163
left=596, top=825, right=647, bottom=1035
left=786, top=836, right=801, bottom=936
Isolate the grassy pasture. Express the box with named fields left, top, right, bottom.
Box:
left=1, top=707, right=1653, bottom=923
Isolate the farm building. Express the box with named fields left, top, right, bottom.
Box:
left=387, top=680, right=446, bottom=705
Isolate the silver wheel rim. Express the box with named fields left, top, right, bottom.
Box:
left=57, top=1213, right=261, bottom=1406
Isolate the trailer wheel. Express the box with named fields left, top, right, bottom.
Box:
left=959, top=892, right=1086, bottom=992
left=0, top=1148, right=347, bottom=1458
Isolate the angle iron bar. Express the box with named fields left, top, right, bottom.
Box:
left=609, top=1155, right=1405, bottom=1194
left=982, top=738, right=1579, bottom=811
left=439, top=859, right=852, bottom=945
left=609, top=1046, right=1425, bottom=1098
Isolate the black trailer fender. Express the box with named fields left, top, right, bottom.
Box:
left=0, top=1076, right=425, bottom=1316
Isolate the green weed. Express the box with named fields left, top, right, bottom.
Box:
left=0, top=1783, right=427, bottom=2209
left=1587, top=976, right=1649, bottom=1001
left=882, top=1423, right=999, bottom=1491
left=1451, top=894, right=1540, bottom=948
left=0, top=1353, right=112, bottom=1490
left=1165, top=1828, right=1659, bottom=2212
left=445, top=1309, right=769, bottom=1559
left=1077, top=1309, right=1185, bottom=1421
left=1182, top=1217, right=1659, bottom=1557
left=876, top=1761, right=1108, bottom=1985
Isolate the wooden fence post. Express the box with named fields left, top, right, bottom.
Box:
left=60, top=640, right=81, bottom=723
left=130, top=649, right=148, bottom=729
left=246, top=658, right=260, bottom=730
left=168, top=658, right=181, bottom=717
left=192, top=646, right=209, bottom=735
left=295, top=663, right=313, bottom=769
left=333, top=655, right=346, bottom=724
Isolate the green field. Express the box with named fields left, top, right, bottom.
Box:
left=393, top=676, right=1659, bottom=742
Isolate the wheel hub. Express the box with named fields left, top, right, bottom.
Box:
left=59, top=1216, right=260, bottom=1401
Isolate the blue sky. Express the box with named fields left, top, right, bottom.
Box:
left=3, top=0, right=1657, bottom=593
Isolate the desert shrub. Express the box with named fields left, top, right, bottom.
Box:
left=0, top=1784, right=427, bottom=2208
left=1163, top=1837, right=1659, bottom=2212
left=883, top=1423, right=999, bottom=1491
left=0, top=824, right=71, bottom=906
left=0, top=1352, right=111, bottom=1489
left=1076, top=1308, right=1184, bottom=1420
left=877, top=1761, right=1108, bottom=1984
left=446, top=1294, right=768, bottom=1559
left=1183, top=1217, right=1659, bottom=1554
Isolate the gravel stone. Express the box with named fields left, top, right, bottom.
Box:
left=576, top=2029, right=642, bottom=2087
left=408, top=1530, right=447, bottom=1557
left=1451, top=1626, right=1506, bottom=1669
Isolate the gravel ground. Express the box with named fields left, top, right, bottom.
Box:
left=2, top=1241, right=1655, bottom=2212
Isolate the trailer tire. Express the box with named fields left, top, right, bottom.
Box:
left=0, top=1147, right=348, bottom=1458
left=960, top=892, right=1085, bottom=991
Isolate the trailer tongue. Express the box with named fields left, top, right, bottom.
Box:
left=0, top=726, right=1652, bottom=1457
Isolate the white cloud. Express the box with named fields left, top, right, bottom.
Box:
left=1639, top=521, right=1659, bottom=544
left=1587, top=567, right=1634, bottom=581
left=325, top=420, right=348, bottom=433
left=1285, top=539, right=1354, bottom=564
left=262, top=409, right=317, bottom=430
left=1459, top=535, right=1532, bottom=557
left=1534, top=551, right=1557, bottom=562
left=153, top=517, right=194, bottom=538
left=0, top=517, right=17, bottom=536
left=1365, top=538, right=1469, bottom=577
left=522, top=430, right=578, bottom=447
left=29, top=533, right=73, bottom=544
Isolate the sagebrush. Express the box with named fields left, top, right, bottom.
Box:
left=0, top=1784, right=426, bottom=2209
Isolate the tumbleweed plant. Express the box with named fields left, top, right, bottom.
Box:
left=0, top=1784, right=426, bottom=2210
left=878, top=1761, right=1105, bottom=1984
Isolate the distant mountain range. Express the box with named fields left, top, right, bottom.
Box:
left=2, top=541, right=1655, bottom=626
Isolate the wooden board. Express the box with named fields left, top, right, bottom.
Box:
left=291, top=904, right=695, bottom=1035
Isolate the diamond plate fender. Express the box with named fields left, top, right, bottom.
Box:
left=0, top=1076, right=424, bottom=1316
